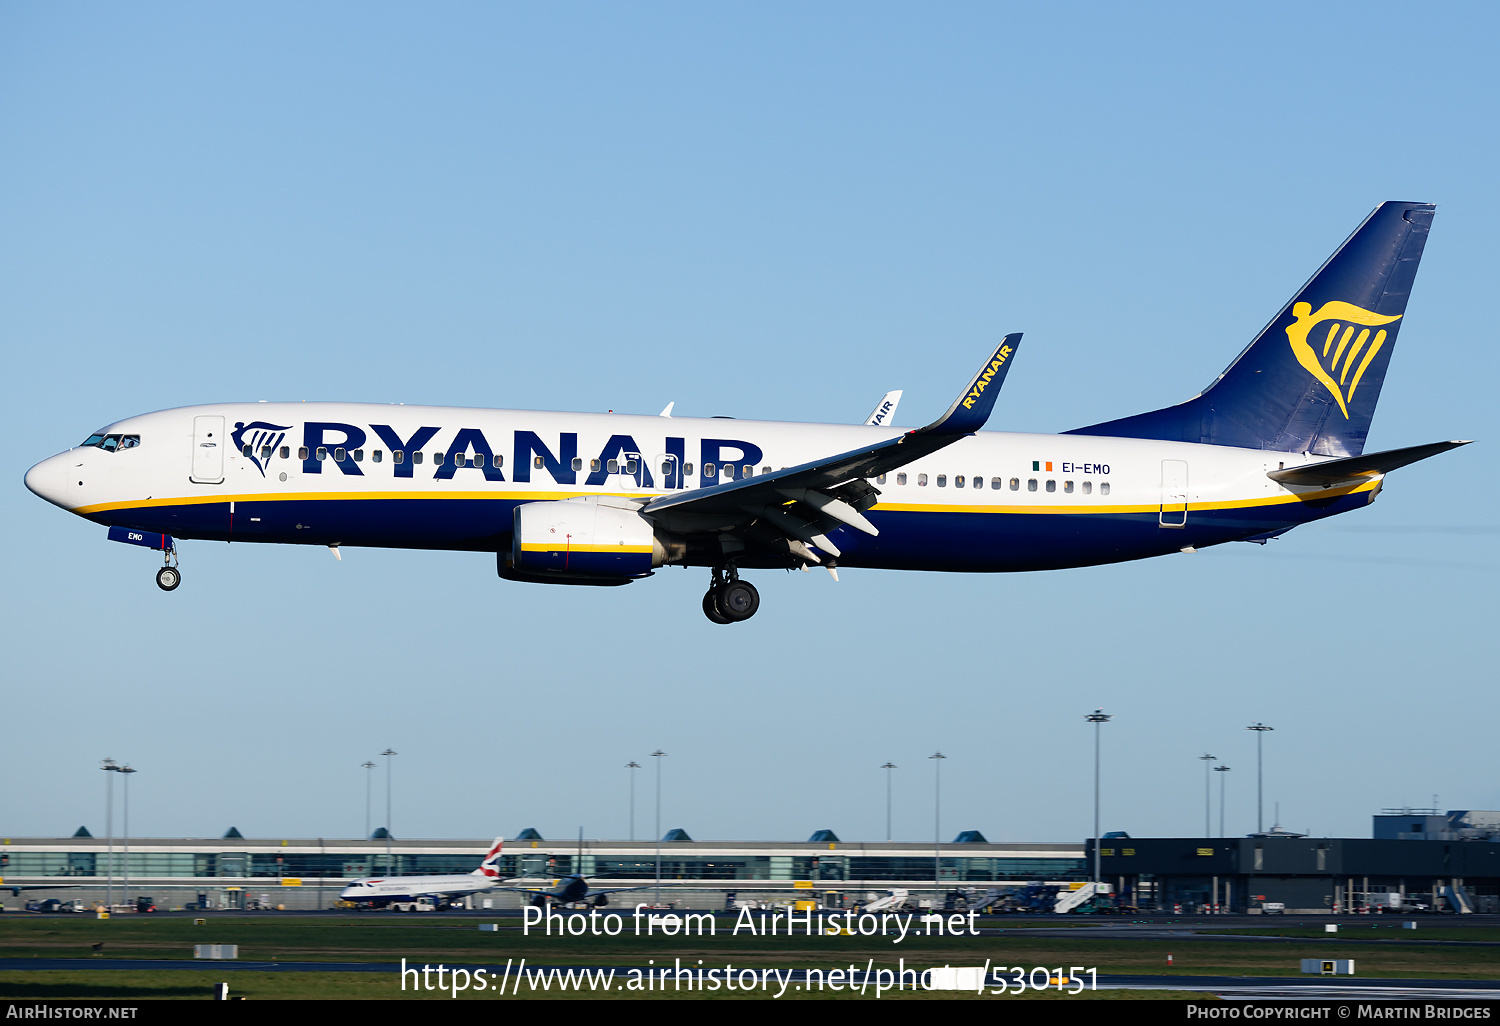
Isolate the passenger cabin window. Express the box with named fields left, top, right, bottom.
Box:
left=433, top=452, right=444, bottom=466
left=298, top=447, right=310, bottom=460
left=722, top=465, right=735, bottom=480
left=626, top=459, right=639, bottom=474
left=373, top=450, right=384, bottom=463
left=242, top=444, right=253, bottom=456
left=876, top=474, right=887, bottom=484
left=1082, top=480, right=1091, bottom=494
left=493, top=455, right=503, bottom=468
left=591, top=459, right=601, bottom=472
left=1045, top=479, right=1056, bottom=492
left=762, top=466, right=771, bottom=476
left=683, top=463, right=694, bottom=476
left=704, top=463, right=716, bottom=478
left=918, top=473, right=928, bottom=486
left=412, top=452, right=423, bottom=465
left=334, top=447, right=346, bottom=462
left=393, top=450, right=405, bottom=464
left=607, top=459, right=619, bottom=474
left=1100, top=482, right=1110, bottom=495
left=1027, top=478, right=1037, bottom=491
left=896, top=473, right=907, bottom=486
left=955, top=475, right=965, bottom=487
left=572, top=457, right=584, bottom=472
left=279, top=446, right=290, bottom=459
left=991, top=477, right=1003, bottom=489
left=1063, top=480, right=1073, bottom=493
left=936, top=475, right=947, bottom=487
left=316, top=447, right=327, bottom=461
left=353, top=449, right=364, bottom=462
left=533, top=456, right=544, bottom=469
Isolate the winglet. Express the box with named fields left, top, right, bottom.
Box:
left=921, top=334, right=1022, bottom=436
left=864, top=390, right=903, bottom=426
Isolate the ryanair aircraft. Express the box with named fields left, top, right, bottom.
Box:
left=26, top=202, right=1466, bottom=623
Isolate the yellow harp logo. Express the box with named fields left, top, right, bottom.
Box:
left=1285, top=301, right=1401, bottom=419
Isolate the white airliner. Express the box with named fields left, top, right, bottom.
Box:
left=26, top=202, right=1467, bottom=623
left=340, top=837, right=509, bottom=908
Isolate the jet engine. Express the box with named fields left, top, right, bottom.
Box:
left=508, top=496, right=681, bottom=583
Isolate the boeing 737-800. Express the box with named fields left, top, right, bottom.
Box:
left=25, top=202, right=1466, bottom=623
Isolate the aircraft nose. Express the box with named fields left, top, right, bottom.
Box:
left=24, top=454, right=72, bottom=509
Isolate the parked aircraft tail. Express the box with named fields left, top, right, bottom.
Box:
left=473, top=837, right=505, bottom=877
left=1068, top=202, right=1435, bottom=457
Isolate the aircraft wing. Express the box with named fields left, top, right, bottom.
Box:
left=642, top=335, right=1021, bottom=563
left=585, top=883, right=681, bottom=897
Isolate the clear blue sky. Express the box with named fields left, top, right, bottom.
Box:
left=3, top=2, right=1495, bottom=845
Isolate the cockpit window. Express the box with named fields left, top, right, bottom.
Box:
left=80, top=433, right=140, bottom=452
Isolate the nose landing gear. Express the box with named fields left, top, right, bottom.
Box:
left=155, top=542, right=181, bottom=592
left=702, top=567, right=759, bottom=624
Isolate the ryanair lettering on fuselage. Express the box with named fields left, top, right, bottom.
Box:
left=961, top=343, right=1013, bottom=410
left=295, top=421, right=763, bottom=490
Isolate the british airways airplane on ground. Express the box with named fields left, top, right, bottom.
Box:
left=25, top=202, right=1466, bottom=623
left=340, top=837, right=510, bottom=908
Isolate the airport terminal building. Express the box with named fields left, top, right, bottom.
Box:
left=7, top=826, right=1498, bottom=913
left=0, top=833, right=1088, bottom=910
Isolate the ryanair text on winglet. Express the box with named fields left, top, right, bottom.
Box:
left=960, top=344, right=1014, bottom=410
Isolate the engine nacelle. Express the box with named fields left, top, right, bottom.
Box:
left=512, top=497, right=675, bottom=579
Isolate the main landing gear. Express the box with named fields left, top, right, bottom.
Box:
left=702, top=567, right=759, bottom=624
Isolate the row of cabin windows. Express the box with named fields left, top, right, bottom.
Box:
left=877, top=472, right=1110, bottom=495
left=243, top=445, right=768, bottom=480
left=238, top=445, right=1110, bottom=494
left=244, top=444, right=505, bottom=467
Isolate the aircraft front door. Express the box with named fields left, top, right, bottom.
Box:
left=190, top=415, right=226, bottom=484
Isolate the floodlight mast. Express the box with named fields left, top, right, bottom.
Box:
left=1084, top=711, right=1111, bottom=885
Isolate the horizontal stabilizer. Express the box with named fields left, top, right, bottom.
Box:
left=1268, top=440, right=1470, bottom=486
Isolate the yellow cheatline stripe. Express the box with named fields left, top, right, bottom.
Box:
left=871, top=479, right=1377, bottom=515
left=73, top=489, right=652, bottom=515
left=73, top=479, right=1377, bottom=518
left=518, top=544, right=653, bottom=554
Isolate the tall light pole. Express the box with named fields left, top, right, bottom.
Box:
left=1246, top=724, right=1273, bottom=833
left=361, top=762, right=376, bottom=840
left=881, top=763, right=897, bottom=842
left=1215, top=765, right=1231, bottom=838
left=100, top=759, right=118, bottom=909
left=1199, top=754, right=1217, bottom=836
left=119, top=765, right=136, bottom=906
left=650, top=750, right=666, bottom=906
left=626, top=762, right=641, bottom=841
left=929, top=752, right=946, bottom=906
left=381, top=749, right=397, bottom=874
left=1085, top=711, right=1111, bottom=884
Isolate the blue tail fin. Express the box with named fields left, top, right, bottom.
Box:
left=1067, top=202, right=1435, bottom=456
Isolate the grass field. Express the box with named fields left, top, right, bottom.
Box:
left=2, top=915, right=1496, bottom=1000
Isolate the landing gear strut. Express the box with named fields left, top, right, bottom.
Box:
left=702, top=567, right=759, bottom=624
left=155, top=543, right=180, bottom=592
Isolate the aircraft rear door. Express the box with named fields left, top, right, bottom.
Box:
left=1159, top=459, right=1187, bottom=528
left=190, top=416, right=226, bottom=484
